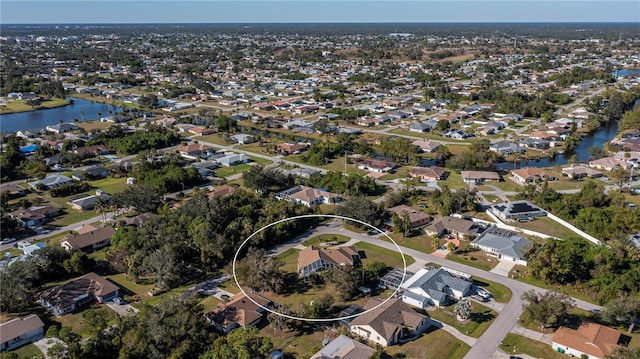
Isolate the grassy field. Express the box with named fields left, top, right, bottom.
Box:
left=259, top=326, right=326, bottom=359
left=275, top=248, right=301, bottom=273
left=428, top=301, right=497, bottom=338
left=91, top=176, right=129, bottom=195
left=500, top=333, right=567, bottom=359
left=11, top=343, right=43, bottom=357
left=355, top=242, right=416, bottom=267
left=247, top=155, right=272, bottom=166
left=49, top=209, right=100, bottom=227
left=446, top=251, right=499, bottom=271
left=509, top=266, right=599, bottom=304
left=198, top=134, right=233, bottom=146
left=513, top=216, right=579, bottom=239
left=105, top=273, right=155, bottom=301
left=441, top=171, right=468, bottom=190
left=76, top=120, right=112, bottom=132
left=302, top=234, right=350, bottom=247
left=49, top=304, right=117, bottom=338
left=390, top=232, right=438, bottom=254
left=387, top=326, right=470, bottom=359
left=214, top=164, right=253, bottom=178
left=199, top=295, right=223, bottom=312
left=0, top=98, right=69, bottom=114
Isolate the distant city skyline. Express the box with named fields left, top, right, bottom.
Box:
left=1, top=1, right=638, bottom=24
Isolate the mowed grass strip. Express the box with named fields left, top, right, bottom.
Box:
left=500, top=333, right=567, bottom=359
left=387, top=326, right=470, bottom=359
left=355, top=242, right=415, bottom=267
left=427, top=301, right=497, bottom=338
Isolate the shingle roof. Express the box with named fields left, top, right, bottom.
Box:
left=424, top=216, right=479, bottom=236
left=551, top=323, right=621, bottom=358
left=350, top=298, right=427, bottom=343
left=310, top=335, right=374, bottom=359
left=61, top=226, right=115, bottom=250
left=472, top=226, right=533, bottom=260
left=39, top=272, right=119, bottom=309
left=207, top=292, right=271, bottom=329
left=402, top=268, right=469, bottom=302
left=298, top=245, right=359, bottom=270
left=0, top=314, right=44, bottom=343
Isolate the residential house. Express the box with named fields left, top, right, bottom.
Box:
left=28, top=175, right=73, bottom=190
left=490, top=201, right=546, bottom=220
left=275, top=185, right=340, bottom=207
left=379, top=268, right=413, bottom=291
left=349, top=298, right=431, bottom=347
left=408, top=166, right=445, bottom=182
left=215, top=153, right=249, bottom=167
left=205, top=292, right=271, bottom=333
left=490, top=141, right=525, bottom=155
left=519, top=138, right=550, bottom=150
left=411, top=139, right=441, bottom=153
left=207, top=185, right=239, bottom=199
left=230, top=134, right=255, bottom=144
left=74, top=145, right=109, bottom=158
left=277, top=167, right=320, bottom=179
left=39, top=272, right=119, bottom=316
left=297, top=245, right=360, bottom=278
left=309, top=335, right=375, bottom=359
left=9, top=206, right=61, bottom=227
left=471, top=225, right=533, bottom=265
left=177, top=144, right=213, bottom=158
left=460, top=171, right=501, bottom=184
left=83, top=166, right=111, bottom=180
left=386, top=205, right=431, bottom=229
left=191, top=161, right=219, bottom=177
left=276, top=142, right=309, bottom=155
left=562, top=165, right=603, bottom=179
left=46, top=123, right=77, bottom=134
left=512, top=168, right=555, bottom=183
left=0, top=183, right=27, bottom=197
left=409, top=122, right=432, bottom=133
left=60, top=225, right=115, bottom=252
left=423, top=216, right=482, bottom=239
left=68, top=191, right=111, bottom=210
left=121, top=212, right=157, bottom=227
left=551, top=323, right=622, bottom=359
left=0, top=315, right=45, bottom=351
left=358, top=158, right=396, bottom=173
left=401, top=268, right=472, bottom=308
left=588, top=156, right=633, bottom=171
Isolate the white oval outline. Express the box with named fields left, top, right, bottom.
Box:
left=232, top=214, right=407, bottom=322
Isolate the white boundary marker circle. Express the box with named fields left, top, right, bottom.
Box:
left=232, top=214, right=408, bottom=322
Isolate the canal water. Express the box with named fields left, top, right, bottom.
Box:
left=494, top=119, right=619, bottom=170
left=0, top=97, right=123, bottom=133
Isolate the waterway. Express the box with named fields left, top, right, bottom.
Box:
left=0, top=97, right=123, bottom=133
left=494, top=119, right=619, bottom=170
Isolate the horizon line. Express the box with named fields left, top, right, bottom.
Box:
left=2, top=21, right=638, bottom=25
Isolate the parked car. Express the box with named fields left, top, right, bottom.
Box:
left=1, top=238, right=17, bottom=245
left=220, top=294, right=230, bottom=302
left=112, top=297, right=125, bottom=305
left=477, top=288, right=492, bottom=299
left=471, top=294, right=488, bottom=302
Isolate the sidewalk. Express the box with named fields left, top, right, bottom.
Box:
left=510, top=324, right=554, bottom=344
left=431, top=319, right=478, bottom=347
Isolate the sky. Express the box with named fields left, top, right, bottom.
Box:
left=1, top=0, right=639, bottom=24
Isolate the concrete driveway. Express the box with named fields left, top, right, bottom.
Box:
left=105, top=302, right=139, bottom=316
left=490, top=260, right=517, bottom=277
left=33, top=337, right=65, bottom=358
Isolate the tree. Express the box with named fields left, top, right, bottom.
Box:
left=63, top=251, right=95, bottom=275
left=454, top=299, right=471, bottom=321
left=337, top=196, right=385, bottom=229
left=610, top=167, right=631, bottom=191
left=588, top=145, right=607, bottom=159
left=521, top=290, right=575, bottom=330
left=202, top=326, right=272, bottom=359
left=0, top=259, right=39, bottom=312
left=606, top=346, right=640, bottom=359
left=391, top=211, right=410, bottom=240
left=602, top=292, right=640, bottom=333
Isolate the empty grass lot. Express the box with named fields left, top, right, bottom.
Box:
left=0, top=98, right=69, bottom=114
left=11, top=343, right=43, bottom=357
left=446, top=251, right=499, bottom=271
left=302, top=234, right=350, bottom=247
left=355, top=242, right=415, bottom=267
left=513, top=216, right=579, bottom=239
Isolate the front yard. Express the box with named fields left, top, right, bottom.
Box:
left=446, top=250, right=499, bottom=271
left=428, top=301, right=497, bottom=338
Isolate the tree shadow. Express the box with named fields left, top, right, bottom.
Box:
left=471, top=310, right=495, bottom=324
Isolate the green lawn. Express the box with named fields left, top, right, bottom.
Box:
left=482, top=193, right=500, bottom=203
left=428, top=301, right=497, bottom=338
left=49, top=209, right=100, bottom=227
left=441, top=171, right=468, bottom=190
left=391, top=233, right=438, bottom=254
left=513, top=216, right=579, bottom=240
left=446, top=251, right=499, bottom=271
left=302, top=234, right=350, bottom=247
left=105, top=273, right=155, bottom=301
left=286, top=154, right=365, bottom=175
left=198, top=134, right=233, bottom=146
left=509, top=266, right=599, bottom=304
left=355, top=242, right=415, bottom=267
left=0, top=98, right=69, bottom=114
left=49, top=304, right=117, bottom=338
left=275, top=248, right=301, bottom=273
left=199, top=295, right=223, bottom=312
left=247, top=155, right=272, bottom=166
left=500, top=333, right=567, bottom=359
left=90, top=176, right=129, bottom=195
left=387, top=326, right=470, bottom=359
left=472, top=277, right=512, bottom=303
left=10, top=343, right=43, bottom=357
left=214, top=164, right=253, bottom=178
left=259, top=327, right=326, bottom=359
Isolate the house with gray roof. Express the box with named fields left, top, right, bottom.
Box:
left=490, top=200, right=546, bottom=220
left=310, top=335, right=374, bottom=359
left=28, top=174, right=73, bottom=190
left=471, top=225, right=533, bottom=265
left=0, top=314, right=45, bottom=351
left=401, top=268, right=472, bottom=308
left=489, top=141, right=525, bottom=155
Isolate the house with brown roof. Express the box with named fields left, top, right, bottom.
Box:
left=424, top=216, right=482, bottom=239
left=409, top=166, right=445, bottom=182
left=298, top=245, right=360, bottom=278
left=551, top=323, right=622, bottom=359
left=177, top=143, right=213, bottom=158
left=562, top=165, right=603, bottom=179
left=39, top=272, right=119, bottom=316
left=73, top=145, right=109, bottom=158
left=205, top=292, right=271, bottom=333
left=275, top=185, right=340, bottom=207
left=512, top=168, right=555, bottom=183
left=0, top=183, right=27, bottom=197
left=349, top=298, right=432, bottom=347
left=9, top=205, right=61, bottom=228
left=207, top=184, right=238, bottom=198
left=309, top=334, right=375, bottom=359
left=60, top=225, right=115, bottom=252
left=386, top=205, right=431, bottom=229
left=460, top=171, right=501, bottom=184
left=276, top=142, right=309, bottom=155
left=0, top=314, right=45, bottom=351
left=187, top=126, right=216, bottom=136
left=588, top=156, right=633, bottom=171
left=358, top=158, right=397, bottom=173
left=411, top=139, right=441, bottom=153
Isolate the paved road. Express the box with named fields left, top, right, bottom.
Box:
left=284, top=219, right=602, bottom=359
